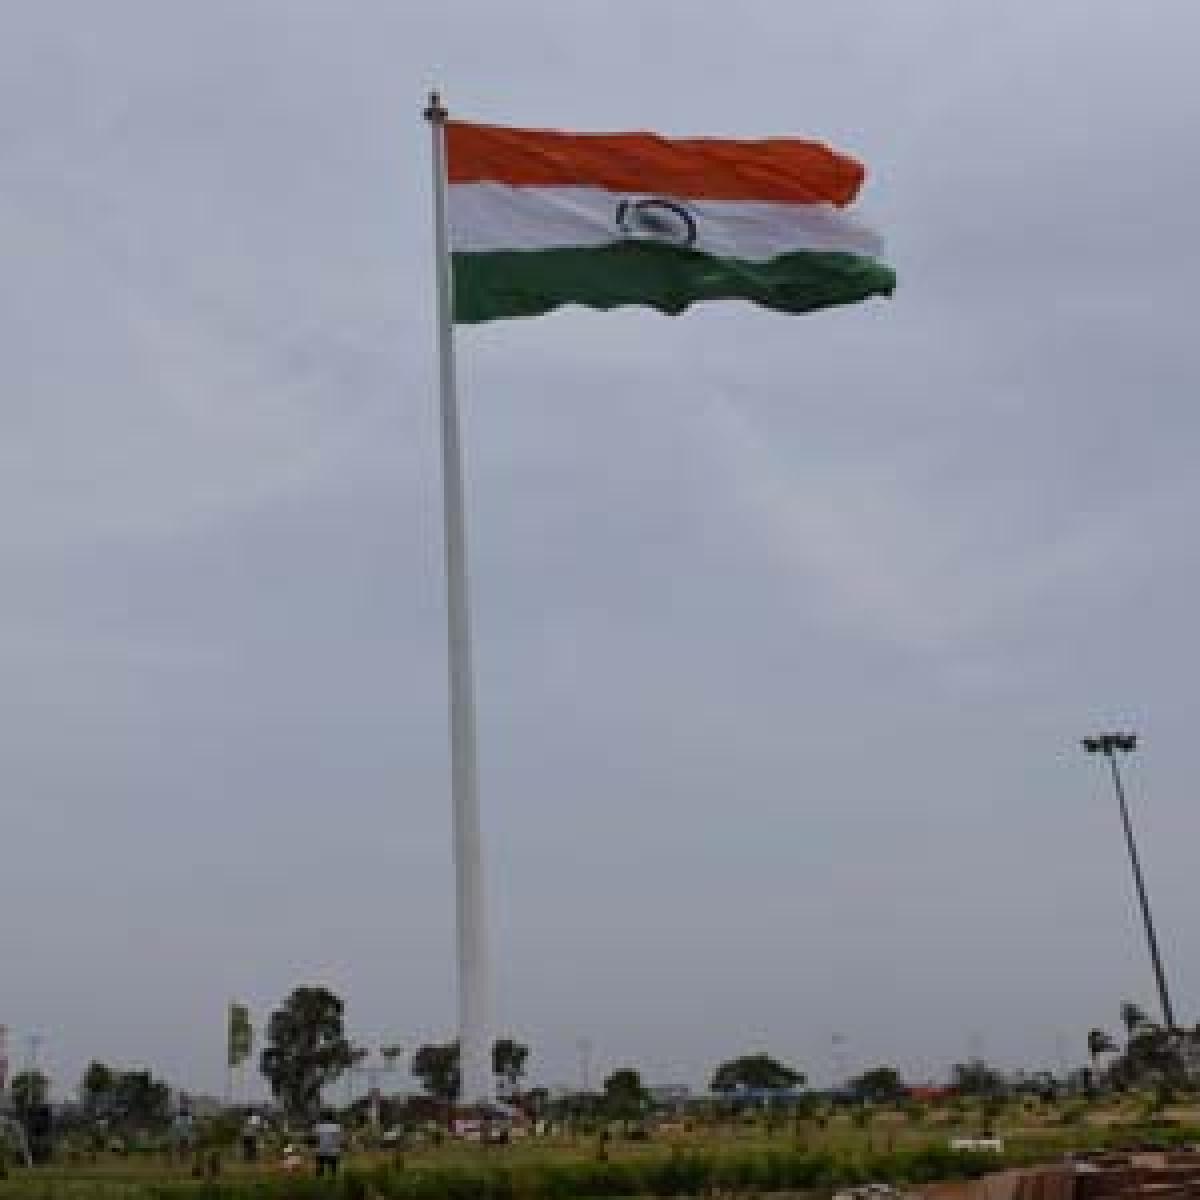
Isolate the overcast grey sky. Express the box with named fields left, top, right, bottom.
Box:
left=3, top=1, right=1199, bottom=1101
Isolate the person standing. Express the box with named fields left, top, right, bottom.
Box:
left=313, top=1110, right=342, bottom=1178
left=170, top=1102, right=194, bottom=1165
left=241, top=1112, right=261, bottom=1163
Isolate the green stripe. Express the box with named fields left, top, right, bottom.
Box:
left=453, top=242, right=895, bottom=323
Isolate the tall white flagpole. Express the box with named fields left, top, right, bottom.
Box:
left=425, top=90, right=492, bottom=1107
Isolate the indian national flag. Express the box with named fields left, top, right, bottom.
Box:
left=446, top=121, right=895, bottom=324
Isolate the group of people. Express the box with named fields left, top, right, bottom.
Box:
left=261, top=1109, right=345, bottom=1177
left=171, top=1103, right=344, bottom=1177
left=279, top=1112, right=345, bottom=1177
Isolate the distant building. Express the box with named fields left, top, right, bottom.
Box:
left=452, top=1100, right=531, bottom=1139
left=712, top=1086, right=807, bottom=1110
left=647, top=1085, right=691, bottom=1113
left=167, top=1090, right=224, bottom=1119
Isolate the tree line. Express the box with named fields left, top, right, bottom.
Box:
left=254, top=986, right=832, bottom=1122
left=12, top=986, right=1189, bottom=1137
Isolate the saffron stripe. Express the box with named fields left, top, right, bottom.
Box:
left=446, top=122, right=866, bottom=206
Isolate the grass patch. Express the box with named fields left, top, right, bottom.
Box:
left=2, top=1118, right=1198, bottom=1200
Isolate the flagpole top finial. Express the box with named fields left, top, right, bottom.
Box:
left=425, top=90, right=448, bottom=123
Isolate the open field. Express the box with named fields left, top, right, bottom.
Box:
left=3, top=1106, right=1198, bottom=1200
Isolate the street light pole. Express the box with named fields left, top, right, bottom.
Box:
left=1082, top=732, right=1176, bottom=1030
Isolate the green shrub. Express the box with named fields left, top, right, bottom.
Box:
left=643, top=1150, right=712, bottom=1196
left=126, top=1128, right=1200, bottom=1200
left=865, top=1145, right=999, bottom=1184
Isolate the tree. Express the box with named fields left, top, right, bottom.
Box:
left=1108, top=1004, right=1186, bottom=1087
left=81, top=1061, right=116, bottom=1116
left=260, top=985, right=360, bottom=1121
left=10, top=1071, right=48, bottom=1120
left=492, top=1038, right=530, bottom=1092
left=1124, top=1026, right=1179, bottom=1082
left=710, top=1053, right=805, bottom=1093
left=410, top=1037, right=531, bottom=1103
left=603, top=1067, right=648, bottom=1119
left=1120, top=1002, right=1152, bottom=1039
left=951, top=1059, right=1005, bottom=1097
left=849, top=1066, right=905, bottom=1104
left=112, top=1070, right=170, bottom=1129
left=411, top=1041, right=460, bottom=1103
left=77, top=1061, right=169, bottom=1129
left=1087, top=1029, right=1118, bottom=1066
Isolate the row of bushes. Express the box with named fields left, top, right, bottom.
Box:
left=31, top=1123, right=1199, bottom=1200
left=140, top=1144, right=1015, bottom=1200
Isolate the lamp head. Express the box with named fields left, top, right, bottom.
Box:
left=1081, top=732, right=1137, bottom=755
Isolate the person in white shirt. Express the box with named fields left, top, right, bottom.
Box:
left=241, top=1112, right=261, bottom=1163
left=313, top=1111, right=343, bottom=1177
left=170, top=1104, right=194, bottom=1162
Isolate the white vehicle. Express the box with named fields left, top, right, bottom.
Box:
left=950, top=1136, right=1004, bottom=1153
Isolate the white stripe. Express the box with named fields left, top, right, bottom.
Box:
left=448, top=182, right=884, bottom=261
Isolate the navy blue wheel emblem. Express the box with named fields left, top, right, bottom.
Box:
left=615, top=197, right=698, bottom=247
